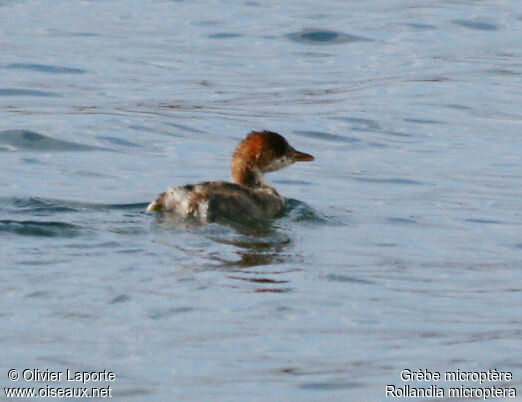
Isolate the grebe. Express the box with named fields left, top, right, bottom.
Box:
left=147, top=130, right=314, bottom=223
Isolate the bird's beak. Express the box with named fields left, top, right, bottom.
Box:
left=289, top=148, right=315, bottom=162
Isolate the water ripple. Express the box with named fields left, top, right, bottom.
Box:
left=148, top=306, right=194, bottom=320
left=109, top=294, right=131, bottom=304
left=405, top=23, right=437, bottom=31
left=208, top=33, right=242, bottom=39
left=325, top=274, right=375, bottom=285
left=284, top=198, right=333, bottom=224
left=386, top=217, right=417, bottom=225
left=0, top=88, right=60, bottom=97
left=354, top=177, right=422, bottom=185
left=0, top=197, right=149, bottom=214
left=337, top=117, right=381, bottom=131
left=287, top=29, right=372, bottom=45
left=294, top=130, right=360, bottom=144
left=4, top=63, right=87, bottom=74
left=453, top=19, right=499, bottom=31
left=299, top=381, right=364, bottom=390
left=97, top=136, right=141, bottom=148
left=0, top=130, right=105, bottom=152
left=0, top=220, right=81, bottom=238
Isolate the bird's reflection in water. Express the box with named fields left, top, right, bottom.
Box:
left=153, top=213, right=298, bottom=293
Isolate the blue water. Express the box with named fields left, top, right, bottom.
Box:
left=1, top=1, right=521, bottom=400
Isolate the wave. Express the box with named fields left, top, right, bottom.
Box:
left=0, top=196, right=149, bottom=214
left=0, top=219, right=81, bottom=238
left=0, top=130, right=106, bottom=152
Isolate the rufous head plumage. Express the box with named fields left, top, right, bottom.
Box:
left=231, top=131, right=314, bottom=186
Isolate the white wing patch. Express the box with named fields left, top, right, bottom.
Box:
left=147, top=185, right=209, bottom=220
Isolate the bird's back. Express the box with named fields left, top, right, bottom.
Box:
left=147, top=181, right=285, bottom=223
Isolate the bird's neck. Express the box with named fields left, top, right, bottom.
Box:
left=231, top=160, right=267, bottom=187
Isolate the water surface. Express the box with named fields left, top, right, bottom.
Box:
left=1, top=0, right=521, bottom=400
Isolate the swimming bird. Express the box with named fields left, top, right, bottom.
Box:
left=147, top=130, right=314, bottom=223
